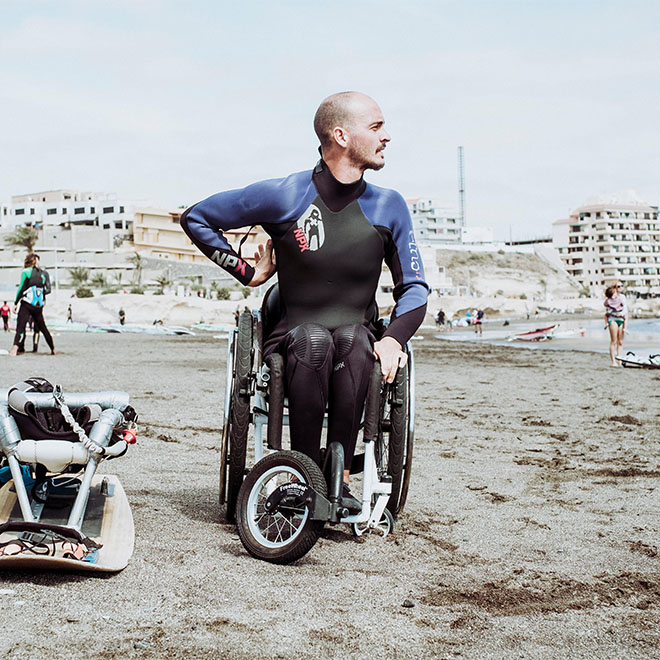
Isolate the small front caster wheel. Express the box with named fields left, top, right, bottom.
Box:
left=352, top=508, right=395, bottom=538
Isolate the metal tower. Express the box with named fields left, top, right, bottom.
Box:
left=458, top=146, right=465, bottom=228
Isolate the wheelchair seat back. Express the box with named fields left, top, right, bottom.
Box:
left=260, top=283, right=283, bottom=343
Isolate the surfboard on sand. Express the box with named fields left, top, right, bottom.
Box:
left=615, top=351, right=660, bottom=369
left=0, top=474, right=134, bottom=572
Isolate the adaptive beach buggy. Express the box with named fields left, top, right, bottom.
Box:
left=0, top=379, right=138, bottom=572
left=219, top=285, right=415, bottom=564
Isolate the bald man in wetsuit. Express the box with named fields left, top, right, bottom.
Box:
left=181, top=92, right=428, bottom=513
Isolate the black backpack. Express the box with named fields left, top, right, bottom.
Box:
left=7, top=377, right=98, bottom=443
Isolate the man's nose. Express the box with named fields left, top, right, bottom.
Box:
left=381, top=129, right=391, bottom=143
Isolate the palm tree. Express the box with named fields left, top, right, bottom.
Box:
left=127, top=252, right=143, bottom=285
left=91, top=273, right=107, bottom=288
left=154, top=274, right=172, bottom=295
left=4, top=226, right=39, bottom=252
left=68, top=267, right=89, bottom=287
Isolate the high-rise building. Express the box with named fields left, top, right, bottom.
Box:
left=553, top=199, right=660, bottom=296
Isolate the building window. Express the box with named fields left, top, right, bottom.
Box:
left=119, top=206, right=125, bottom=213
left=74, top=207, right=85, bottom=214
left=90, top=207, right=95, bottom=214
left=15, top=208, right=25, bottom=215
left=47, top=208, right=57, bottom=215
left=61, top=208, right=67, bottom=214
left=103, top=206, right=114, bottom=214
left=30, top=208, right=35, bottom=215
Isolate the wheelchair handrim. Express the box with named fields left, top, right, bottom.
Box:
left=246, top=465, right=309, bottom=549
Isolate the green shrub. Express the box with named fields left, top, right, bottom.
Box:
left=76, top=286, right=94, bottom=298
left=241, top=287, right=251, bottom=299
left=216, top=287, right=231, bottom=300
left=520, top=293, right=527, bottom=300
left=101, top=287, right=119, bottom=295
left=130, top=286, right=145, bottom=295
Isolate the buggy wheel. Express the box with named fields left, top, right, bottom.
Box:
left=224, top=310, right=253, bottom=523
left=375, top=362, right=409, bottom=518
left=236, top=451, right=327, bottom=564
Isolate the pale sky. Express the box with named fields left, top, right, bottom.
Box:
left=1, top=0, right=659, bottom=241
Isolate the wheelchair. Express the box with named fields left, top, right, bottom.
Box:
left=219, top=285, right=415, bottom=564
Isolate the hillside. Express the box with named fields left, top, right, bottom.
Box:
left=436, top=249, right=579, bottom=300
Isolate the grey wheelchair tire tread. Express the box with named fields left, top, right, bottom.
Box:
left=236, top=451, right=327, bottom=564
left=226, top=311, right=252, bottom=523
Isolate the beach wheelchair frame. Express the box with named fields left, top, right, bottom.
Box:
left=219, top=285, right=415, bottom=564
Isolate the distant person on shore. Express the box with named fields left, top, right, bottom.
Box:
left=0, top=301, right=10, bottom=332
left=474, top=309, right=484, bottom=336
left=119, top=308, right=126, bottom=326
left=9, top=253, right=55, bottom=356
left=67, top=304, right=73, bottom=323
left=435, top=309, right=445, bottom=327
left=604, top=281, right=627, bottom=366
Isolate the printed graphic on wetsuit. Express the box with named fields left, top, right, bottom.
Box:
left=294, top=204, right=325, bottom=253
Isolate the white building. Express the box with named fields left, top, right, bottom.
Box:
left=553, top=198, right=660, bottom=296
left=407, top=198, right=462, bottom=245
left=1, top=189, right=143, bottom=231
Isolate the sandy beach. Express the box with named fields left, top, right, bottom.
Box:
left=0, top=327, right=658, bottom=659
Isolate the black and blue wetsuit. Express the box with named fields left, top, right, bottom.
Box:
left=181, top=159, right=428, bottom=467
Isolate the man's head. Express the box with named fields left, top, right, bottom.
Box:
left=314, top=92, right=390, bottom=173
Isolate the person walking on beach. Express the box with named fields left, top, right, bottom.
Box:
left=604, top=281, right=627, bottom=366
left=9, top=253, right=55, bottom=356
left=181, top=91, right=428, bottom=513
left=67, top=304, right=73, bottom=323
left=474, top=309, right=484, bottom=336
left=0, top=301, right=10, bottom=332
left=118, top=308, right=126, bottom=326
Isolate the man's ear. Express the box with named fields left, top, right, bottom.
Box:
left=332, top=126, right=349, bottom=149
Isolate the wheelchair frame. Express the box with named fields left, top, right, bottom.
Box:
left=219, top=307, right=416, bottom=560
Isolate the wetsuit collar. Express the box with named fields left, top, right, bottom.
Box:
left=312, top=158, right=366, bottom=213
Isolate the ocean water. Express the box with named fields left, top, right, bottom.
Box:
left=433, top=316, right=660, bottom=355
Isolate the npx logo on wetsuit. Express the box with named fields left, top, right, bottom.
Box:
left=293, top=204, right=325, bottom=253
left=210, top=250, right=247, bottom=278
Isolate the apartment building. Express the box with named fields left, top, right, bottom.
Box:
left=553, top=200, right=660, bottom=296
left=133, top=208, right=268, bottom=264
left=407, top=198, right=462, bottom=245
left=2, top=189, right=141, bottom=231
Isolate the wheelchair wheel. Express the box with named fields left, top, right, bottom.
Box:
left=236, top=451, right=327, bottom=564
left=224, top=310, right=253, bottom=523
left=375, top=361, right=410, bottom=518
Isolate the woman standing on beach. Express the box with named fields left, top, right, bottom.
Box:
left=8, top=253, right=55, bottom=356
left=604, top=281, right=627, bottom=366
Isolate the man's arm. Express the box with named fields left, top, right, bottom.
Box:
left=180, top=171, right=313, bottom=286
left=14, top=269, right=30, bottom=306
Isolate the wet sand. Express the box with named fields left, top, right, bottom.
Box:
left=0, top=330, right=658, bottom=659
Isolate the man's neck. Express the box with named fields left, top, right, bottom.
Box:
left=321, top=152, right=363, bottom=184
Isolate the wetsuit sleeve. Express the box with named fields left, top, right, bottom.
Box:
left=380, top=193, right=429, bottom=347
left=180, top=178, right=291, bottom=285
left=14, top=269, right=31, bottom=305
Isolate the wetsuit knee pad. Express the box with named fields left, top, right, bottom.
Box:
left=332, top=324, right=372, bottom=359
left=289, top=323, right=333, bottom=369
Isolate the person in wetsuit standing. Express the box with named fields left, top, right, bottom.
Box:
left=181, top=92, right=428, bottom=513
left=9, top=253, right=55, bottom=356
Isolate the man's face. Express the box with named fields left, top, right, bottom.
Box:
left=345, top=98, right=391, bottom=172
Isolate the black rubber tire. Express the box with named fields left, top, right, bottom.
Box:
left=225, top=310, right=253, bottom=523
left=236, top=450, right=327, bottom=564
left=375, top=362, right=409, bottom=518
